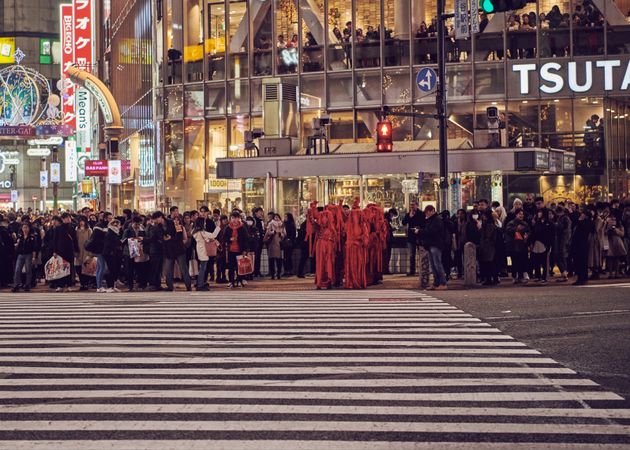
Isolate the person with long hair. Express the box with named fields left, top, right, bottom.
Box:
left=282, top=213, right=297, bottom=277
left=12, top=223, right=37, bottom=293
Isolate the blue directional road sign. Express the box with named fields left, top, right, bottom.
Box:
left=416, top=67, right=437, bottom=92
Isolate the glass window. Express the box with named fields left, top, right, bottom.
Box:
left=184, top=119, right=206, bottom=210
left=207, top=1, right=226, bottom=80
left=252, top=0, right=273, bottom=76
left=165, top=0, right=184, bottom=84
left=386, top=106, right=413, bottom=142
left=448, top=103, right=474, bottom=146
left=607, top=0, right=630, bottom=54
left=185, top=84, right=204, bottom=117
left=251, top=78, right=263, bottom=113
left=327, top=72, right=353, bottom=108
left=301, top=0, right=325, bottom=73
left=507, top=100, right=539, bottom=147
left=227, top=80, right=249, bottom=115
left=574, top=97, right=604, bottom=172
left=474, top=63, right=505, bottom=99
left=355, top=70, right=381, bottom=106
left=354, top=0, right=381, bottom=68
left=207, top=118, right=227, bottom=170
left=300, top=74, right=324, bottom=110
left=328, top=111, right=355, bottom=144
left=356, top=109, right=382, bottom=143
left=506, top=9, right=537, bottom=60
left=538, top=3, right=570, bottom=58
left=573, top=3, right=604, bottom=57
left=384, top=0, right=410, bottom=67
left=540, top=98, right=572, bottom=149
left=447, top=64, right=473, bottom=99
left=184, top=0, right=204, bottom=82
left=228, top=0, right=248, bottom=78
left=229, top=115, right=249, bottom=157
left=474, top=13, right=504, bottom=62
left=382, top=69, right=410, bottom=105
left=205, top=82, right=226, bottom=116
left=413, top=19, right=437, bottom=65
left=413, top=105, right=438, bottom=142
left=165, top=121, right=185, bottom=204
left=165, top=86, right=184, bottom=120
left=328, top=0, right=353, bottom=70
left=275, top=0, right=299, bottom=75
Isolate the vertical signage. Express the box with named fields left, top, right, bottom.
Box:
left=39, top=171, right=49, bottom=188
left=76, top=88, right=91, bottom=151
left=50, top=163, right=61, bottom=183
left=471, top=0, right=480, bottom=33
left=455, top=0, right=470, bottom=40
left=10, top=190, right=18, bottom=203
left=65, top=140, right=78, bottom=182
left=108, top=160, right=122, bottom=184
left=60, top=4, right=75, bottom=130
left=73, top=0, right=93, bottom=72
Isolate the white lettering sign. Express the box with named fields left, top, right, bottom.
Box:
left=75, top=88, right=91, bottom=151
left=513, top=59, right=630, bottom=95
left=65, top=140, right=78, bottom=182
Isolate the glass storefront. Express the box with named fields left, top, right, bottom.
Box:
left=149, top=0, right=630, bottom=214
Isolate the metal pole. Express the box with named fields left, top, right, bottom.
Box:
left=437, top=0, right=449, bottom=212
left=52, top=146, right=59, bottom=211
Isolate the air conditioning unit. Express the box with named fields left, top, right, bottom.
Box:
left=263, top=78, right=298, bottom=138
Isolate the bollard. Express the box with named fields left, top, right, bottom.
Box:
left=463, top=242, right=477, bottom=287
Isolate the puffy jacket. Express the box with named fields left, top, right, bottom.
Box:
left=422, top=214, right=445, bottom=250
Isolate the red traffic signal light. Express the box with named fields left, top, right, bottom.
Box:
left=376, top=120, right=393, bottom=152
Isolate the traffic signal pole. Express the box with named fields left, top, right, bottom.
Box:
left=437, top=0, right=452, bottom=213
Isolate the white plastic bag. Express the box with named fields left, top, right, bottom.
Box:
left=45, top=256, right=71, bottom=281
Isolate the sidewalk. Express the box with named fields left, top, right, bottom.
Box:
left=10, top=273, right=628, bottom=293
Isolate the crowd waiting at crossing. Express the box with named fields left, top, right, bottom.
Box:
left=0, top=195, right=628, bottom=293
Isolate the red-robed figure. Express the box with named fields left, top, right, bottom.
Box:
left=343, top=199, right=368, bottom=289
left=365, top=203, right=388, bottom=285
left=306, top=202, right=337, bottom=289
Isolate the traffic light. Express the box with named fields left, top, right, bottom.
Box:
left=376, top=120, right=393, bottom=152
left=480, top=0, right=527, bottom=14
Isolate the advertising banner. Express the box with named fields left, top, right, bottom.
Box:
left=65, top=140, right=78, bottom=182
left=39, top=171, right=48, bottom=188
left=84, top=160, right=108, bottom=176
left=108, top=159, right=121, bottom=185
left=60, top=4, right=75, bottom=130
left=50, top=163, right=61, bottom=183
left=75, top=89, right=91, bottom=151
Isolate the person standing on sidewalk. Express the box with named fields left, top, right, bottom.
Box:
left=402, top=201, right=424, bottom=276
left=554, top=206, right=572, bottom=282
left=163, top=215, right=192, bottom=292
left=52, top=213, right=78, bottom=291
left=571, top=207, right=594, bottom=285
left=12, top=223, right=37, bottom=293
left=252, top=207, right=265, bottom=277
left=224, top=212, right=250, bottom=288
left=102, top=219, right=123, bottom=293
left=422, top=205, right=447, bottom=290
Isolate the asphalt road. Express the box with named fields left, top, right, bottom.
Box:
left=433, top=283, right=630, bottom=398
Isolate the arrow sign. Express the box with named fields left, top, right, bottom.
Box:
left=416, top=67, right=437, bottom=93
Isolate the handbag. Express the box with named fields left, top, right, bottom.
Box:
left=205, top=239, right=219, bottom=257
left=45, top=256, right=71, bottom=281
left=82, top=256, right=97, bottom=277
left=237, top=254, right=254, bottom=276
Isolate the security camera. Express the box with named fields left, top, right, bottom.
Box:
left=313, top=115, right=332, bottom=129
left=486, top=107, right=498, bottom=119
left=245, top=129, right=265, bottom=142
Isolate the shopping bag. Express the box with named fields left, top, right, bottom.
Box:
left=82, top=256, right=97, bottom=277
left=237, top=254, right=254, bottom=276
left=44, top=255, right=71, bottom=281
left=128, top=238, right=141, bottom=259
left=189, top=259, right=199, bottom=277
left=204, top=239, right=219, bottom=257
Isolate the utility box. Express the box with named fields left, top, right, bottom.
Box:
left=263, top=78, right=298, bottom=138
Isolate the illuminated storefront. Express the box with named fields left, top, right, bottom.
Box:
left=116, top=0, right=630, bottom=213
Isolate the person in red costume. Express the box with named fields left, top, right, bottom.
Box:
left=343, top=199, right=368, bottom=289
left=306, top=202, right=337, bottom=289
left=365, top=203, right=387, bottom=285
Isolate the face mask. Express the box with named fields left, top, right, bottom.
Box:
left=472, top=214, right=479, bottom=220
left=246, top=220, right=254, bottom=226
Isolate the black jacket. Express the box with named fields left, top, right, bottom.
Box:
left=224, top=224, right=250, bottom=254
left=15, top=232, right=38, bottom=255
left=102, top=228, right=122, bottom=257
left=163, top=219, right=186, bottom=259
left=402, top=211, right=425, bottom=244
left=422, top=214, right=445, bottom=250
left=146, top=223, right=165, bottom=256
left=52, top=223, right=78, bottom=263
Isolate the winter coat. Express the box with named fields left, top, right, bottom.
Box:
left=572, top=218, right=594, bottom=259
left=122, top=226, right=146, bottom=257
left=265, top=220, right=286, bottom=259
left=505, top=218, right=530, bottom=254
left=588, top=216, right=604, bottom=267
left=224, top=223, right=250, bottom=254
left=478, top=221, right=497, bottom=262
left=102, top=226, right=122, bottom=258
left=605, top=222, right=627, bottom=257
left=422, top=214, right=445, bottom=250
left=15, top=232, right=38, bottom=255
left=163, top=219, right=187, bottom=259
left=52, top=223, right=78, bottom=263
left=554, top=213, right=572, bottom=258
left=402, top=211, right=425, bottom=245
left=193, top=228, right=220, bottom=261
left=531, top=219, right=554, bottom=253
left=75, top=227, right=93, bottom=265
left=146, top=223, right=165, bottom=256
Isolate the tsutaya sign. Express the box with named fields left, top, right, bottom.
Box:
left=510, top=57, right=630, bottom=97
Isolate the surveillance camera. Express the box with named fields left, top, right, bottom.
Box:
left=245, top=129, right=265, bottom=142
left=486, top=107, right=498, bottom=119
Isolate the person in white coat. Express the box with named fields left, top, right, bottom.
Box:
left=193, top=217, right=220, bottom=291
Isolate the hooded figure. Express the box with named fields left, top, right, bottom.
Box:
left=343, top=199, right=368, bottom=289
left=307, top=202, right=337, bottom=289
left=365, top=204, right=387, bottom=285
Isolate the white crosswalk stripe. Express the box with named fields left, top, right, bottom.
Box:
left=0, top=289, right=628, bottom=449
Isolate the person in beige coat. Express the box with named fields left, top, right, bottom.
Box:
left=264, top=213, right=286, bottom=279
left=74, top=216, right=93, bottom=290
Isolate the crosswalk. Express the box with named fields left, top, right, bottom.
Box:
left=0, top=289, right=629, bottom=449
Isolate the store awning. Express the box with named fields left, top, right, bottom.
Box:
left=217, top=147, right=575, bottom=179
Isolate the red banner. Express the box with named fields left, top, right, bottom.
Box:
left=73, top=0, right=92, bottom=72
left=60, top=4, right=75, bottom=130
left=84, top=160, right=109, bottom=177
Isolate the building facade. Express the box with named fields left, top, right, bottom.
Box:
left=109, top=0, right=630, bottom=215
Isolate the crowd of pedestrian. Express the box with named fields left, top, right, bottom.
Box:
left=0, top=195, right=628, bottom=293
left=401, top=196, right=630, bottom=288
left=0, top=205, right=309, bottom=293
